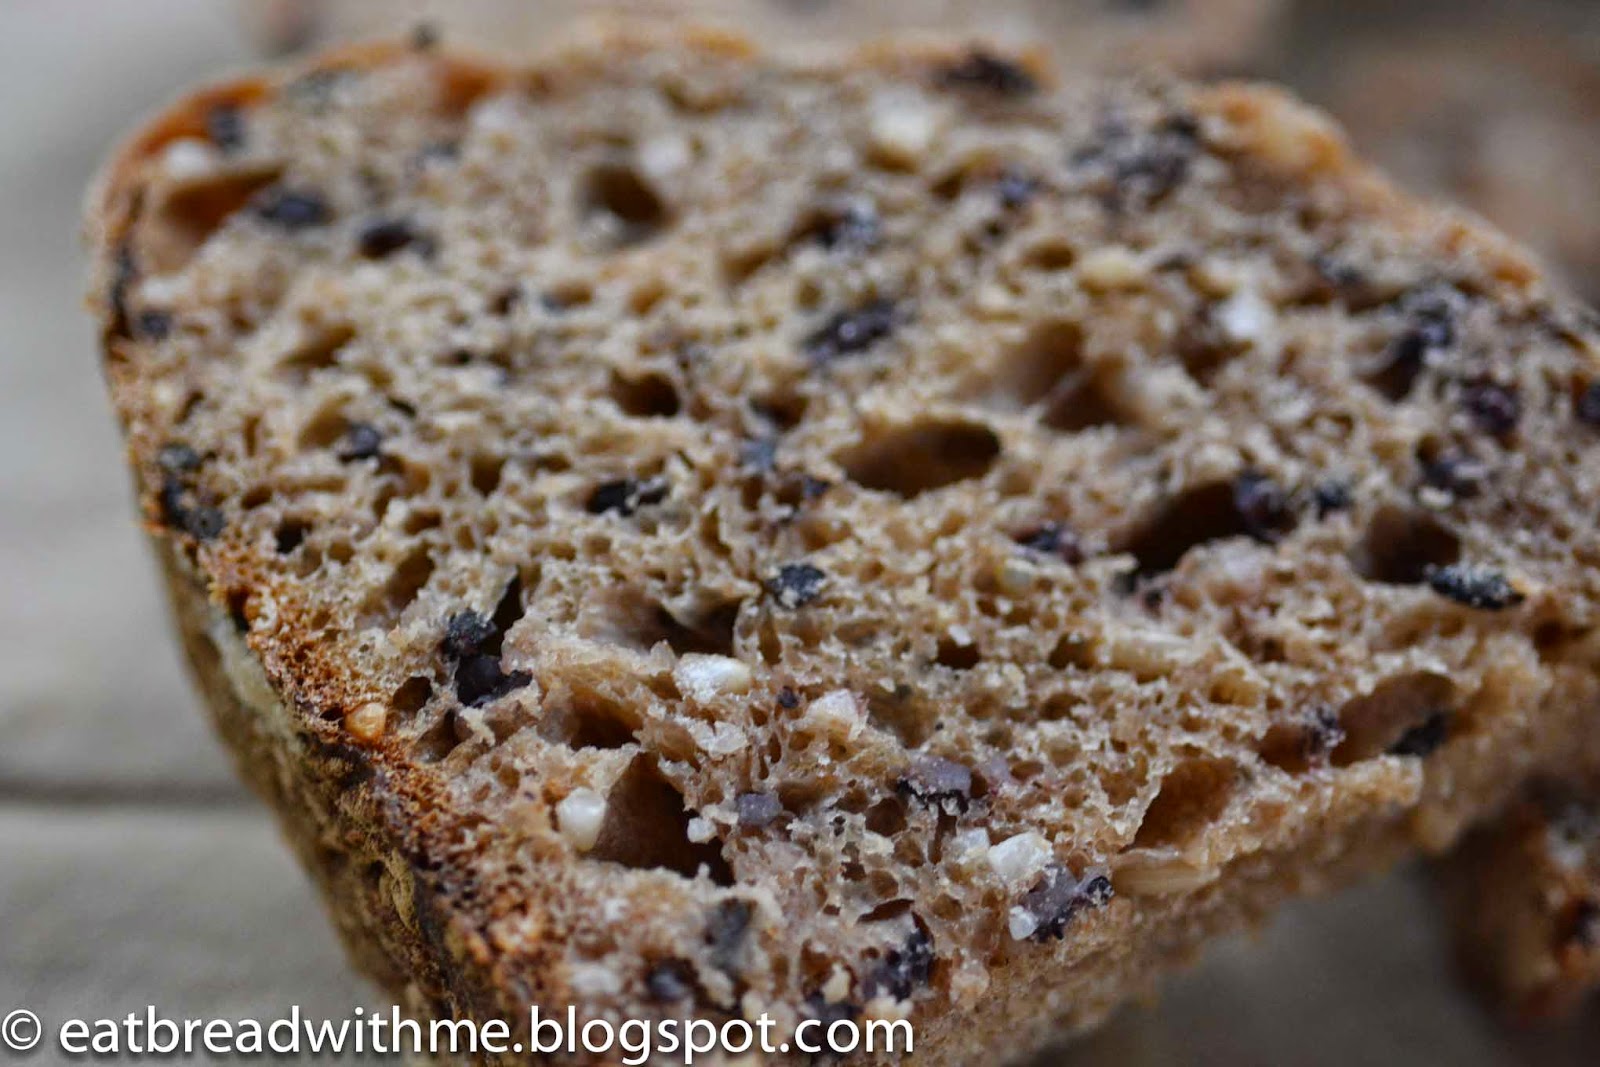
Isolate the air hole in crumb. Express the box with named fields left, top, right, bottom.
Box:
left=1121, top=482, right=1248, bottom=577
left=274, top=519, right=309, bottom=554
left=491, top=574, right=525, bottom=638
left=777, top=777, right=828, bottom=814
left=865, top=690, right=934, bottom=749
left=934, top=637, right=981, bottom=671
left=992, top=321, right=1083, bottom=407
left=391, top=675, right=434, bottom=718
left=1331, top=672, right=1455, bottom=765
left=840, top=420, right=1001, bottom=498
left=402, top=509, right=442, bottom=536
left=629, top=278, right=669, bottom=316
left=1534, top=620, right=1588, bottom=660
left=1352, top=505, right=1461, bottom=585
left=374, top=546, right=435, bottom=615
left=570, top=708, right=637, bottom=751
left=795, top=277, right=824, bottom=310
left=435, top=64, right=498, bottom=117
left=240, top=415, right=262, bottom=457
left=1022, top=238, right=1077, bottom=271
left=541, top=686, right=639, bottom=751
left=1047, top=633, right=1094, bottom=670
left=587, top=759, right=733, bottom=884
left=582, top=162, right=668, bottom=245
left=542, top=280, right=594, bottom=311
left=992, top=322, right=1129, bottom=431
left=609, top=371, right=682, bottom=418
left=796, top=199, right=883, bottom=252
left=753, top=390, right=808, bottom=431
left=1178, top=329, right=1242, bottom=386
left=279, top=324, right=356, bottom=381
left=1258, top=708, right=1343, bottom=773
left=865, top=797, right=909, bottom=837
left=602, top=592, right=739, bottom=658
left=722, top=240, right=780, bottom=287
left=928, top=167, right=971, bottom=201
left=150, top=168, right=282, bottom=269
left=1045, top=365, right=1126, bottom=432
left=415, top=710, right=465, bottom=763
left=1132, top=757, right=1237, bottom=849
left=298, top=406, right=349, bottom=451
left=469, top=453, right=506, bottom=496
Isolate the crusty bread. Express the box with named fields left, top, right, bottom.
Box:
left=240, top=0, right=1287, bottom=76
left=1444, top=779, right=1600, bottom=1022
left=88, top=30, right=1600, bottom=1064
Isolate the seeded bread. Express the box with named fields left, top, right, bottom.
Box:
left=242, top=0, right=1287, bottom=76
left=89, top=31, right=1600, bottom=1065
left=1444, top=780, right=1600, bottom=1022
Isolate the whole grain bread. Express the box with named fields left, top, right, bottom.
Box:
left=89, top=30, right=1600, bottom=1065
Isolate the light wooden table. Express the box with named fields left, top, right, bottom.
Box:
left=0, top=1, right=1594, bottom=1062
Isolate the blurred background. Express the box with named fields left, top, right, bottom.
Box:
left=0, top=0, right=1596, bottom=1062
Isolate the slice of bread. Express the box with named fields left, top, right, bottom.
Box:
left=1444, top=779, right=1600, bottom=1021
left=88, top=31, right=1600, bottom=1063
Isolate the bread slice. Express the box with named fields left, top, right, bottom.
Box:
left=88, top=31, right=1600, bottom=1063
left=1444, top=779, right=1600, bottom=1021
left=241, top=0, right=1287, bottom=76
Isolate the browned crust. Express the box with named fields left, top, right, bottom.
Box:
left=155, top=533, right=509, bottom=1032
left=85, top=40, right=564, bottom=1042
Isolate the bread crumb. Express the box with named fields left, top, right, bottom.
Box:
left=987, top=831, right=1052, bottom=888
left=345, top=701, right=388, bottom=743
left=821, top=965, right=852, bottom=1003
left=556, top=788, right=608, bottom=852
left=868, top=91, right=942, bottom=167
left=802, top=689, right=864, bottom=740
left=1217, top=287, right=1274, bottom=345
left=1077, top=247, right=1147, bottom=290
left=638, top=133, right=692, bottom=183
left=674, top=653, right=754, bottom=702
left=1007, top=906, right=1040, bottom=940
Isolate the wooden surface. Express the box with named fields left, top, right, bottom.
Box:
left=0, top=1, right=1594, bottom=1062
